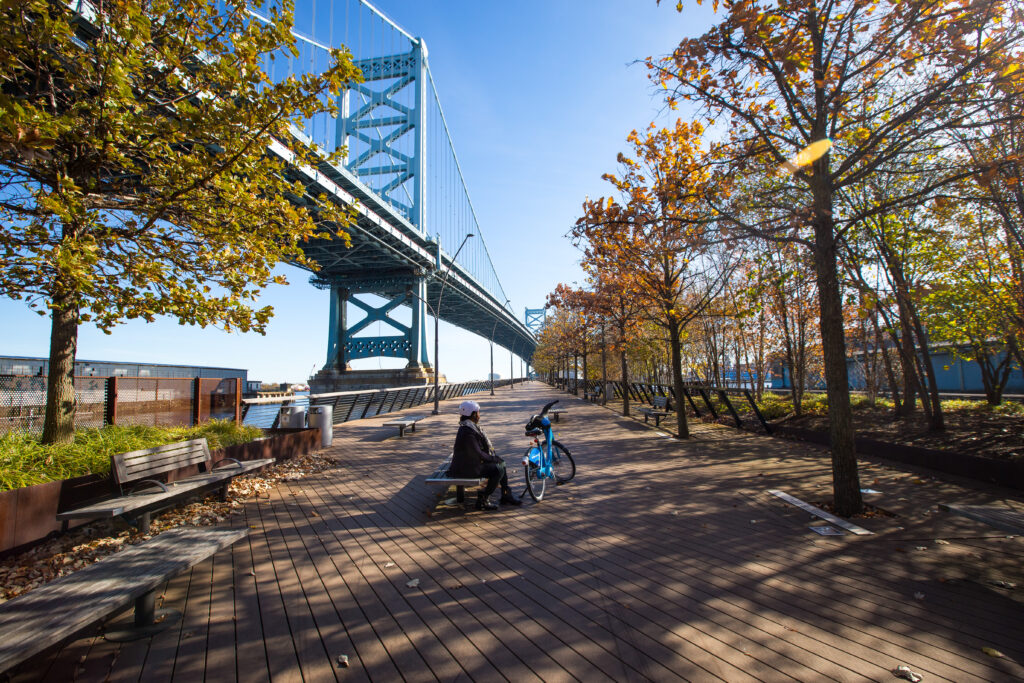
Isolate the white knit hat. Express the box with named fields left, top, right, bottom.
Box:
left=459, top=400, right=480, bottom=417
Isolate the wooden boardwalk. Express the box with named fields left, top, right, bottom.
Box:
left=11, top=382, right=1024, bottom=682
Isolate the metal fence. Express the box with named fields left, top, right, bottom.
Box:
left=0, top=375, right=241, bottom=435
left=241, top=378, right=526, bottom=429
left=555, top=378, right=774, bottom=432
left=1, top=375, right=525, bottom=434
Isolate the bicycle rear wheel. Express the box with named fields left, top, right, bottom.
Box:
left=549, top=440, right=576, bottom=483
left=523, top=447, right=546, bottom=502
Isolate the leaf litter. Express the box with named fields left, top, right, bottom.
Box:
left=0, top=452, right=338, bottom=602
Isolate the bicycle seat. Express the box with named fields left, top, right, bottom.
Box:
left=525, top=427, right=543, bottom=436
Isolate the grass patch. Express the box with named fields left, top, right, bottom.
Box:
left=0, top=420, right=264, bottom=491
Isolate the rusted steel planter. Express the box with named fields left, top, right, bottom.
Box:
left=0, top=428, right=320, bottom=555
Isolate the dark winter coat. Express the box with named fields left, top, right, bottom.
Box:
left=450, top=418, right=501, bottom=478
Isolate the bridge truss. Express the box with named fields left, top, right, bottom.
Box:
left=254, top=1, right=536, bottom=376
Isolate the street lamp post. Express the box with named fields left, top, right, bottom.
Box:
left=490, top=298, right=511, bottom=396
left=432, top=233, right=474, bottom=415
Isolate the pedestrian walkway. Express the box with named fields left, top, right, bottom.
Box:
left=14, top=382, right=1024, bottom=681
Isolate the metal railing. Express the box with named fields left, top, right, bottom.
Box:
left=241, top=378, right=528, bottom=428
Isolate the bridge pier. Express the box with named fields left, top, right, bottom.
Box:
left=311, top=278, right=437, bottom=392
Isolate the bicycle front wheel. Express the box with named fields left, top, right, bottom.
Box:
left=549, top=440, right=576, bottom=483
left=524, top=447, right=546, bottom=502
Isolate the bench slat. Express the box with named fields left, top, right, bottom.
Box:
left=424, top=457, right=484, bottom=486
left=113, top=439, right=211, bottom=483
left=0, top=526, right=247, bottom=672
left=57, top=458, right=274, bottom=521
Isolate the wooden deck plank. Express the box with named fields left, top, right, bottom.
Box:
left=416, top=501, right=750, bottom=681
left=246, top=497, right=304, bottom=683
left=227, top=528, right=271, bottom=683
left=254, top=499, right=337, bottom=682
left=270, top=494, right=373, bottom=683
left=324, top=455, right=676, bottom=681
left=18, top=383, right=1024, bottom=682
left=295, top=479, right=478, bottom=681
left=302, top=476, right=545, bottom=682
left=348, top=482, right=643, bottom=681
left=134, top=565, right=194, bottom=681
left=202, top=543, right=240, bottom=682
left=166, top=555, right=216, bottom=681
left=286, top=483, right=477, bottom=679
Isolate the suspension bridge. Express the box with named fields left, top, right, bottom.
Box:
left=251, top=0, right=537, bottom=388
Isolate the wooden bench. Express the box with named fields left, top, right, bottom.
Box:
left=548, top=408, right=567, bottom=422
left=640, top=396, right=671, bottom=427
left=57, top=438, right=274, bottom=533
left=382, top=414, right=426, bottom=437
left=938, top=503, right=1024, bottom=535
left=0, top=526, right=247, bottom=673
left=425, top=455, right=485, bottom=504
left=583, top=387, right=602, bottom=402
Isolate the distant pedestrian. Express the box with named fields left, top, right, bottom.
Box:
left=450, top=400, right=521, bottom=510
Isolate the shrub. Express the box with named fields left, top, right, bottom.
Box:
left=0, top=420, right=263, bottom=491
left=800, top=393, right=830, bottom=416
left=756, top=394, right=794, bottom=420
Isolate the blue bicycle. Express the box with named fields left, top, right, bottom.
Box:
left=522, top=400, right=576, bottom=501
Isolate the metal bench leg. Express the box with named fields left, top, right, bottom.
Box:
left=456, top=485, right=465, bottom=503
left=104, top=588, right=182, bottom=642
left=138, top=511, right=151, bottom=534
left=136, top=591, right=156, bottom=627
left=655, top=415, right=661, bottom=428
left=398, top=426, right=405, bottom=437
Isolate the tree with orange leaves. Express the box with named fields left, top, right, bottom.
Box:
left=575, top=120, right=738, bottom=438
left=651, top=0, right=1024, bottom=515
left=547, top=283, right=602, bottom=395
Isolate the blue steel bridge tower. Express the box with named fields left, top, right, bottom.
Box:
left=272, top=1, right=535, bottom=390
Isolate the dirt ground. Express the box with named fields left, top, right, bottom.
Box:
left=777, top=405, right=1024, bottom=460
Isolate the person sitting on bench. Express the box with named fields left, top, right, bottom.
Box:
left=450, top=400, right=521, bottom=511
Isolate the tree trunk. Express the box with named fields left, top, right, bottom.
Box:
left=905, top=307, right=945, bottom=431
left=873, top=313, right=903, bottom=413
left=811, top=180, right=863, bottom=517
left=668, top=318, right=690, bottom=439
left=42, top=293, right=80, bottom=445
left=601, top=324, right=608, bottom=406
left=582, top=342, right=589, bottom=397
left=620, top=346, right=631, bottom=417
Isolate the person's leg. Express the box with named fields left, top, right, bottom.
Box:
left=497, top=462, right=521, bottom=505
left=476, top=463, right=501, bottom=510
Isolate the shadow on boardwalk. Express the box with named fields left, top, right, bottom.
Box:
left=11, top=382, right=1024, bottom=682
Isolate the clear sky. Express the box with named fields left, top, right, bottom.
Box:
left=0, top=1, right=715, bottom=384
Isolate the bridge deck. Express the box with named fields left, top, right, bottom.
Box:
left=12, top=382, right=1024, bottom=681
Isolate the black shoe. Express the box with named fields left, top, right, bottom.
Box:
left=475, top=496, right=498, bottom=511
left=499, top=493, right=522, bottom=506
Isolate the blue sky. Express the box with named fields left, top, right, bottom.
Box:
left=0, top=1, right=715, bottom=384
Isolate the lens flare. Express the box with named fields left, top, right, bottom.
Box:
left=778, top=138, right=832, bottom=175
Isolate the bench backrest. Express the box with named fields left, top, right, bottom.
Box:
left=111, top=438, right=211, bottom=485
left=653, top=396, right=669, bottom=409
